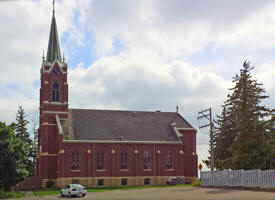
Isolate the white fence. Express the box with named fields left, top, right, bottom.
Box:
left=201, top=169, right=275, bottom=188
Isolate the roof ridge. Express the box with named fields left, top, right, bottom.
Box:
left=174, top=112, right=194, bottom=128
left=69, top=108, right=177, bottom=114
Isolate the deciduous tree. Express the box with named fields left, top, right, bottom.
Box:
left=0, top=122, right=16, bottom=191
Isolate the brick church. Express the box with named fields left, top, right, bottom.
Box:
left=36, top=4, right=197, bottom=188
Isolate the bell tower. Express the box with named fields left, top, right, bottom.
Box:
left=37, top=1, right=68, bottom=179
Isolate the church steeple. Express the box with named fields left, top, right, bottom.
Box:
left=38, top=0, right=68, bottom=180
left=46, top=0, right=61, bottom=63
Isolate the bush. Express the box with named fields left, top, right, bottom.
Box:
left=192, top=179, right=201, bottom=186
left=46, top=180, right=55, bottom=188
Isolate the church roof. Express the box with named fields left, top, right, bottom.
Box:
left=46, top=8, right=61, bottom=63
left=60, top=109, right=194, bottom=143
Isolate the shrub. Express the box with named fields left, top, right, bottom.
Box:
left=192, top=179, right=201, bottom=186
left=46, top=180, right=55, bottom=188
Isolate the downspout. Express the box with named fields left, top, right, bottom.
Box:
left=154, top=144, right=156, bottom=177
left=93, top=143, right=95, bottom=178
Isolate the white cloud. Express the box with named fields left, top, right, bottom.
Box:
left=0, top=91, right=38, bottom=124
left=68, top=51, right=230, bottom=143
left=214, top=2, right=275, bottom=49
left=73, top=0, right=275, bottom=61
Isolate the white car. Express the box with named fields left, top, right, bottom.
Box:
left=61, top=184, right=87, bottom=197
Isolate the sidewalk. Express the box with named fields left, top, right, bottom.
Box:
left=24, top=191, right=34, bottom=197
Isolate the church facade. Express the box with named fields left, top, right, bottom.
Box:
left=36, top=6, right=197, bottom=188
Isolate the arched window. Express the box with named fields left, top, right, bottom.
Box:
left=143, top=151, right=151, bottom=169
left=72, top=150, right=80, bottom=170
left=96, top=151, right=104, bottom=170
left=166, top=151, right=173, bottom=169
left=120, top=151, right=128, bottom=169
left=52, top=82, right=59, bottom=102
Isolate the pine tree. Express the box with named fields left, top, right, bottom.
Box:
left=14, top=106, right=32, bottom=178
left=15, top=106, right=31, bottom=144
left=223, top=61, right=271, bottom=169
left=263, top=115, right=275, bottom=168
left=202, top=105, right=237, bottom=169
left=29, top=119, right=38, bottom=175
left=213, top=105, right=236, bottom=169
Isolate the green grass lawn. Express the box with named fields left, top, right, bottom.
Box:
left=87, top=184, right=192, bottom=192
left=34, top=184, right=192, bottom=196
left=0, top=191, right=24, bottom=199
left=33, top=189, right=60, bottom=196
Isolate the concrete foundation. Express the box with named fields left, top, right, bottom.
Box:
left=42, top=176, right=187, bottom=188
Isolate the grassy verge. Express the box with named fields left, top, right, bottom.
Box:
left=87, top=184, right=191, bottom=192
left=34, top=184, right=192, bottom=196
left=0, top=191, right=24, bottom=199
left=192, top=179, right=201, bottom=186
left=34, top=189, right=60, bottom=196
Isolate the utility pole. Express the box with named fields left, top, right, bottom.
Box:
left=198, top=108, right=214, bottom=171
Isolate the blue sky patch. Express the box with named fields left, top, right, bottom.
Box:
left=113, top=37, right=125, bottom=55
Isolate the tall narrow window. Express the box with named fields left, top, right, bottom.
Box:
left=72, top=151, right=80, bottom=170
left=166, top=151, right=173, bottom=169
left=120, top=151, right=128, bottom=169
left=143, top=151, right=152, bottom=169
left=96, top=151, right=104, bottom=170
left=52, top=82, right=59, bottom=102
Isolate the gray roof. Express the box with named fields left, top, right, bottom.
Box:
left=60, top=109, right=194, bottom=142
left=46, top=11, right=61, bottom=63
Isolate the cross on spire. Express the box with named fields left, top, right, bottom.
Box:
left=53, top=0, right=55, bottom=17
left=42, top=49, right=45, bottom=61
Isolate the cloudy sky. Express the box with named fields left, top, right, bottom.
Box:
left=1, top=0, right=275, bottom=170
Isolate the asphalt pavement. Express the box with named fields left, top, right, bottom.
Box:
left=9, top=186, right=275, bottom=200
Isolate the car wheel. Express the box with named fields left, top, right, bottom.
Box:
left=82, top=194, right=86, bottom=197
left=60, top=191, right=64, bottom=196
left=68, top=192, right=71, bottom=198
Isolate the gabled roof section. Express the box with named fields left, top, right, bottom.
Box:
left=60, top=109, right=194, bottom=143
left=46, top=8, right=61, bottom=63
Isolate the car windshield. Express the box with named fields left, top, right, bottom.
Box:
left=71, top=184, right=83, bottom=188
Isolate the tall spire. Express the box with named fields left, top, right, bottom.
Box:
left=46, top=0, right=61, bottom=63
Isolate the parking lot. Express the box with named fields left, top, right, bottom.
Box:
left=10, top=186, right=275, bottom=200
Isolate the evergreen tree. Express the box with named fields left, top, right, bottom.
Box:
left=203, top=105, right=237, bottom=169
left=15, top=106, right=31, bottom=144
left=262, top=115, right=275, bottom=168
left=222, top=61, right=271, bottom=169
left=14, top=106, right=32, bottom=178
left=29, top=119, right=38, bottom=175
left=213, top=105, right=236, bottom=169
